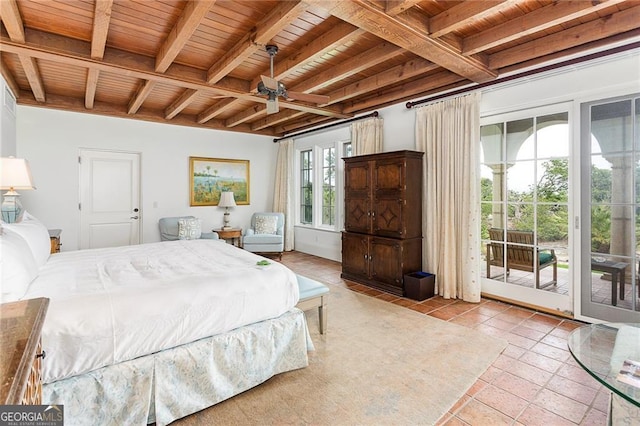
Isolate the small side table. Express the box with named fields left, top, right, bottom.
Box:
left=591, top=260, right=628, bottom=306
left=48, top=229, right=62, bottom=254
left=215, top=228, right=242, bottom=247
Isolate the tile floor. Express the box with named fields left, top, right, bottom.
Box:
left=279, top=251, right=612, bottom=426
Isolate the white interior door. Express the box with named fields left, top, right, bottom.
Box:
left=79, top=149, right=141, bottom=249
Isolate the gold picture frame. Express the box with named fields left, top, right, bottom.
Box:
left=189, top=157, right=250, bottom=206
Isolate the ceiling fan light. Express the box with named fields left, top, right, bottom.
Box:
left=266, top=98, right=279, bottom=114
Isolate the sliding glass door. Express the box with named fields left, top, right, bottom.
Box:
left=480, top=104, right=572, bottom=314
left=580, top=94, right=640, bottom=322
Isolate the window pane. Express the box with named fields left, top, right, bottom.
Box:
left=506, top=118, right=534, bottom=161
left=343, top=142, right=352, bottom=158
left=322, top=148, right=335, bottom=225
left=537, top=159, right=568, bottom=203
left=537, top=113, right=569, bottom=158
left=592, top=100, right=633, bottom=153
left=300, top=150, right=313, bottom=224
left=507, top=160, right=535, bottom=202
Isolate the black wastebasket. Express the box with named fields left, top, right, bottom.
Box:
left=404, top=272, right=435, bottom=301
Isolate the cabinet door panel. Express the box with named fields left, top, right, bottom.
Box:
left=373, top=197, right=404, bottom=237
left=344, top=161, right=370, bottom=197
left=369, top=238, right=403, bottom=289
left=342, top=232, right=369, bottom=276
left=345, top=198, right=371, bottom=233
left=374, top=160, right=404, bottom=192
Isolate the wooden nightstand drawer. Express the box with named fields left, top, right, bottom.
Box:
left=49, top=229, right=61, bottom=253
left=0, top=298, right=49, bottom=405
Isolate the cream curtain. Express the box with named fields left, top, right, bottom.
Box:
left=272, top=138, right=295, bottom=251
left=415, top=92, right=481, bottom=302
left=351, top=117, right=383, bottom=155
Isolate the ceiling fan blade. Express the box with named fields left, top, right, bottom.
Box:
left=261, top=75, right=279, bottom=91
left=266, top=98, right=279, bottom=114
left=286, top=91, right=330, bottom=104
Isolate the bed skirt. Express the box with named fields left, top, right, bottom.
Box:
left=42, top=308, right=310, bottom=426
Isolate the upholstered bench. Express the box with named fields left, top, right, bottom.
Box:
left=295, top=274, right=329, bottom=335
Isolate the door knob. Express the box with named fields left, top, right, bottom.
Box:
left=130, top=216, right=139, bottom=219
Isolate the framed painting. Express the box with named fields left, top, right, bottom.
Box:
left=189, top=157, right=250, bottom=206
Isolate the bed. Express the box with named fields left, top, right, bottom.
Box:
left=0, top=213, right=310, bottom=425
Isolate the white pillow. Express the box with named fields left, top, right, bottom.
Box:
left=3, top=211, right=51, bottom=268
left=254, top=215, right=278, bottom=234
left=0, top=227, right=39, bottom=302
left=177, top=217, right=202, bottom=240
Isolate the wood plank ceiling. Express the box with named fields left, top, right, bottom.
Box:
left=1, top=0, right=639, bottom=138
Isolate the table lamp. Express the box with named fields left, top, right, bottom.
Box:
left=218, top=191, right=236, bottom=230
left=0, top=157, right=36, bottom=223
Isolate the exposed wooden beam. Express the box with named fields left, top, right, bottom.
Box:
left=0, top=60, right=20, bottom=99
left=19, top=56, right=45, bottom=102
left=225, top=104, right=267, bottom=127
left=385, top=0, right=422, bottom=16
left=251, top=109, right=303, bottom=131
left=91, top=0, right=113, bottom=58
left=297, top=42, right=404, bottom=94
left=489, top=4, right=640, bottom=69
left=155, top=0, right=214, bottom=72
left=165, top=89, right=199, bottom=119
left=128, top=80, right=157, bottom=114
left=85, top=68, right=99, bottom=108
left=274, top=115, right=329, bottom=135
left=207, top=0, right=307, bottom=84
left=463, top=0, right=629, bottom=56
left=0, top=0, right=25, bottom=43
left=16, top=92, right=275, bottom=136
left=197, top=98, right=238, bottom=123
left=85, top=0, right=113, bottom=110
left=429, top=0, right=520, bottom=38
left=307, top=0, right=498, bottom=83
left=344, top=71, right=465, bottom=113
left=327, top=57, right=439, bottom=104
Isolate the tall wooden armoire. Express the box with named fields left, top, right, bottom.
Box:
left=341, top=150, right=423, bottom=296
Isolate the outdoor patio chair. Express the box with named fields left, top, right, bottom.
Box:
left=486, top=228, right=558, bottom=289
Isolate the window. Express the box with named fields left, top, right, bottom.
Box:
left=297, top=140, right=351, bottom=230
left=300, top=150, right=312, bottom=225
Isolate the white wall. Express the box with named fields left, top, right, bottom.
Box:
left=17, top=107, right=276, bottom=251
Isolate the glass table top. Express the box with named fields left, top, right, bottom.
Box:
left=567, top=323, right=640, bottom=407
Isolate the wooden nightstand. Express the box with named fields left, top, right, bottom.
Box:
left=48, top=229, right=61, bottom=254
left=0, top=298, right=49, bottom=404
left=215, top=228, right=242, bottom=247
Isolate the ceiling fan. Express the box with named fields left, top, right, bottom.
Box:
left=257, top=45, right=330, bottom=114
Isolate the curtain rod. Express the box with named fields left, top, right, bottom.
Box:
left=406, top=41, right=640, bottom=109
left=273, top=111, right=379, bottom=143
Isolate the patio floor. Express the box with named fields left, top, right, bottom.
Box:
left=482, top=264, right=639, bottom=311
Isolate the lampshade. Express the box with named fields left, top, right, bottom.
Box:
left=218, top=191, right=236, bottom=208
left=0, top=157, right=36, bottom=191
left=1, top=157, right=36, bottom=223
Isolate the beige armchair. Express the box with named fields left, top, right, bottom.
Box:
left=242, top=212, right=285, bottom=259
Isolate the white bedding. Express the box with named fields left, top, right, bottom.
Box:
left=22, top=239, right=299, bottom=383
